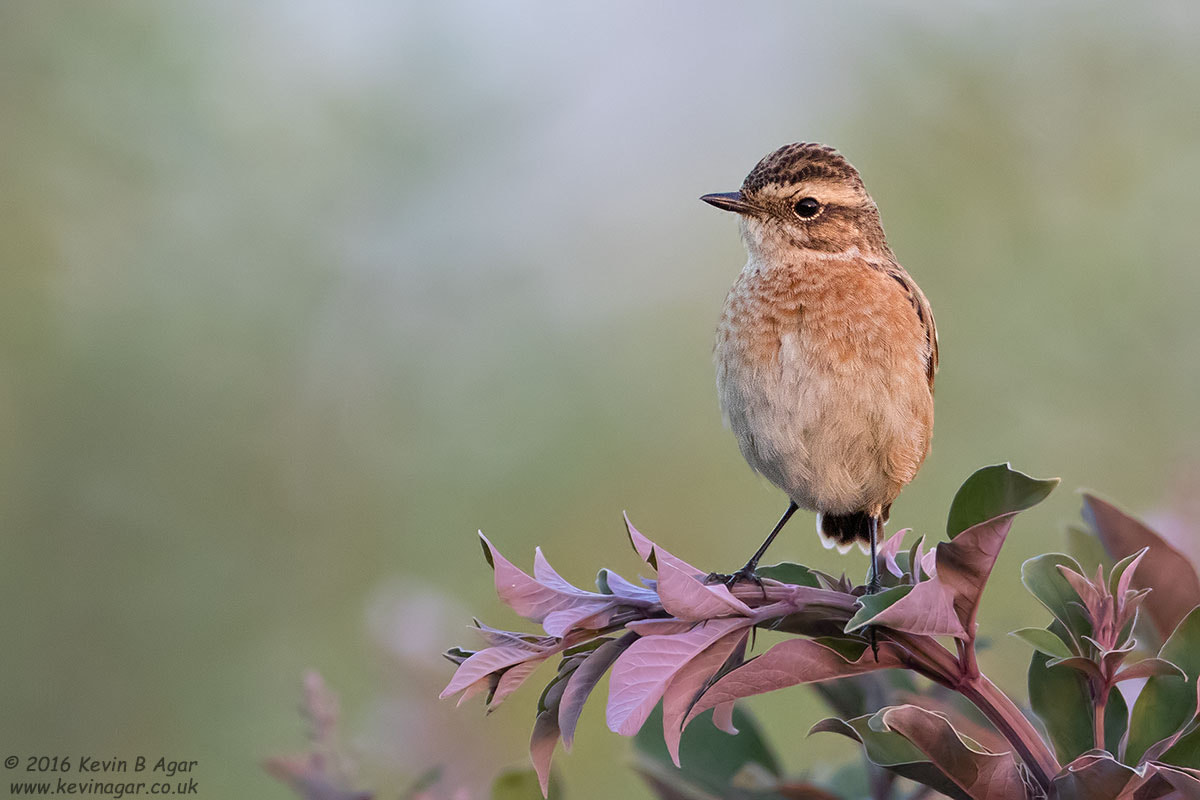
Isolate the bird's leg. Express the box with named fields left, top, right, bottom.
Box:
left=868, top=514, right=882, bottom=594
left=867, top=514, right=881, bottom=660
left=705, top=502, right=798, bottom=591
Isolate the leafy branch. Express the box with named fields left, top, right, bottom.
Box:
left=440, top=465, right=1200, bottom=799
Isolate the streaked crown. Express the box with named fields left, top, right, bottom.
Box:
left=741, top=142, right=866, bottom=196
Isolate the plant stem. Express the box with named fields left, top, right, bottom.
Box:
left=1093, top=690, right=1107, bottom=752
left=958, top=673, right=1060, bottom=792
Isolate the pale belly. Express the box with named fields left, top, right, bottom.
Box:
left=716, top=332, right=928, bottom=516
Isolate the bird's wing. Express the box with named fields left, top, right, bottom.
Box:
left=886, top=265, right=939, bottom=390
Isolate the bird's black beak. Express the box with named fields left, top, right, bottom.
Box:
left=700, top=191, right=755, bottom=214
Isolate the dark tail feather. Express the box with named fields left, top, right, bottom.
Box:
left=817, top=511, right=875, bottom=554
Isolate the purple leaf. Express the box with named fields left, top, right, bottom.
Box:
left=1111, top=548, right=1149, bottom=601
left=530, top=674, right=569, bottom=798
left=851, top=514, right=1020, bottom=640
left=660, top=627, right=751, bottom=766
left=479, top=534, right=615, bottom=635
left=542, top=605, right=621, bottom=638
left=861, top=575, right=967, bottom=638
left=712, top=703, right=737, bottom=735
left=1051, top=752, right=1139, bottom=799
left=657, top=560, right=753, bottom=621
left=441, top=645, right=543, bottom=699
left=685, top=638, right=905, bottom=725
left=1044, top=656, right=1104, bottom=683
left=624, top=513, right=701, bottom=575
left=883, top=512, right=1017, bottom=642
left=490, top=658, right=545, bottom=710
left=1083, top=494, right=1200, bottom=641
left=878, top=527, right=910, bottom=578
left=607, top=617, right=753, bottom=736
left=559, top=633, right=637, bottom=750
left=626, top=619, right=698, bottom=636
left=599, top=569, right=660, bottom=604
left=1113, top=657, right=1185, bottom=685
left=879, top=705, right=1025, bottom=800
left=1143, top=762, right=1200, bottom=796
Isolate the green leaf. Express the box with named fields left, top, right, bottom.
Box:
left=1160, top=723, right=1200, bottom=769
left=633, top=704, right=781, bottom=799
left=1021, top=553, right=1093, bottom=642
left=595, top=569, right=613, bottom=594
left=1010, top=627, right=1073, bottom=659
left=1126, top=606, right=1200, bottom=765
left=756, top=561, right=820, bottom=588
left=809, top=714, right=972, bottom=800
left=946, top=463, right=1059, bottom=539
left=491, top=768, right=562, bottom=800
left=1029, top=640, right=1094, bottom=762
left=843, top=585, right=913, bottom=633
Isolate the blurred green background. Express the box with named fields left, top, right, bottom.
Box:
left=2, top=2, right=1198, bottom=798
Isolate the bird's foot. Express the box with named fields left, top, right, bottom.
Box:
left=704, top=564, right=766, bottom=597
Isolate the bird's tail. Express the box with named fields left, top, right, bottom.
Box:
left=816, top=510, right=884, bottom=555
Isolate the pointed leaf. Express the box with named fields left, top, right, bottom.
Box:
left=657, top=560, right=753, bottom=621
left=1045, top=656, right=1104, bottom=683
left=597, top=568, right=660, bottom=604
left=946, top=463, right=1058, bottom=539
left=866, top=512, right=1019, bottom=641
left=1029, top=645, right=1094, bottom=762
left=877, top=527, right=909, bottom=578
left=607, top=617, right=753, bottom=736
left=1011, top=627, right=1074, bottom=660
left=1021, top=553, right=1093, bottom=643
left=685, top=638, right=905, bottom=725
left=559, top=632, right=637, bottom=750
left=809, top=715, right=972, bottom=800
left=1109, top=548, right=1149, bottom=600
left=844, top=584, right=914, bottom=633
left=862, top=571, right=968, bottom=638
left=661, top=629, right=751, bottom=766
left=441, top=645, right=545, bottom=699
left=1112, top=658, right=1185, bottom=685
left=490, top=658, right=546, bottom=710
left=479, top=534, right=613, bottom=629
left=1127, top=606, right=1200, bottom=765
left=624, top=513, right=703, bottom=576
left=1083, top=494, right=1200, bottom=641
left=879, top=705, right=1027, bottom=800
left=530, top=666, right=572, bottom=797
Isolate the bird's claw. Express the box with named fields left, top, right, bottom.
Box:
left=704, top=566, right=767, bottom=597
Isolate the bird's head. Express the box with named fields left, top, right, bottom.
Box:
left=702, top=142, right=889, bottom=261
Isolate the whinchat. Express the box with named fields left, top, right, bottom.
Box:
left=703, top=142, right=938, bottom=590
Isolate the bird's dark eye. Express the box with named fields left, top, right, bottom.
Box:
left=794, top=197, right=821, bottom=218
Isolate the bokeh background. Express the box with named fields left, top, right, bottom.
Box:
left=3, top=1, right=1199, bottom=797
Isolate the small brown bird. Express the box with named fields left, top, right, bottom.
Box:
left=703, top=143, right=937, bottom=591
